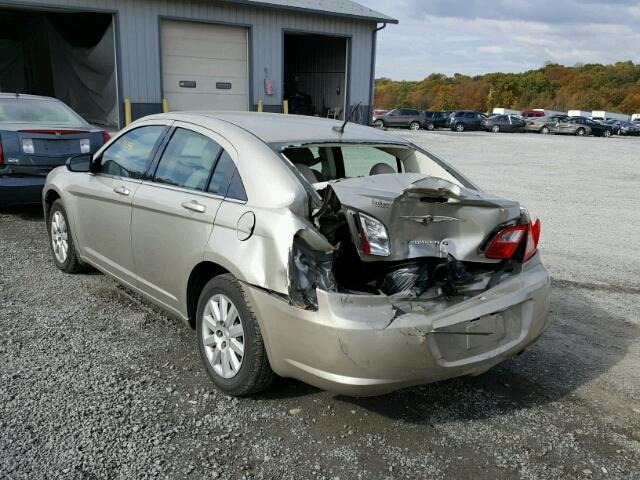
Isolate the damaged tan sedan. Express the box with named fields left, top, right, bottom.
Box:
left=43, top=112, right=551, bottom=397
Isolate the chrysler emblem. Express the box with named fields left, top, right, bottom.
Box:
left=402, top=215, right=463, bottom=225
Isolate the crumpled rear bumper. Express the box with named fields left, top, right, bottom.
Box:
left=246, top=257, right=551, bottom=396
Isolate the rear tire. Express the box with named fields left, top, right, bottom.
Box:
left=373, top=119, right=384, bottom=128
left=196, top=274, right=275, bottom=397
left=409, top=121, right=421, bottom=131
left=491, top=125, right=500, bottom=133
left=576, top=128, right=586, bottom=136
left=426, top=123, right=435, bottom=131
left=455, top=123, right=465, bottom=132
left=48, top=200, right=85, bottom=274
left=603, top=129, right=612, bottom=138
left=540, top=126, right=550, bottom=134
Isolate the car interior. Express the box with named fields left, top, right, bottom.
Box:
left=283, top=146, right=400, bottom=184
left=282, top=144, right=465, bottom=187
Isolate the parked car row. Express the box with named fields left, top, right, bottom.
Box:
left=371, top=108, right=639, bottom=137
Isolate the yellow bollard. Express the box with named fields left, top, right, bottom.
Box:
left=124, top=98, right=132, bottom=126
left=257, top=100, right=263, bottom=112
left=283, top=100, right=289, bottom=115
left=162, top=98, right=170, bottom=113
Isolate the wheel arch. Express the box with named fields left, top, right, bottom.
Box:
left=43, top=188, right=62, bottom=221
left=187, top=261, right=231, bottom=328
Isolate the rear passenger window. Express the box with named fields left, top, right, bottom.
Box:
left=99, top=126, right=165, bottom=179
left=154, top=128, right=221, bottom=191
left=208, top=151, right=247, bottom=201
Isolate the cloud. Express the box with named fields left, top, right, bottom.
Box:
left=360, top=1, right=640, bottom=79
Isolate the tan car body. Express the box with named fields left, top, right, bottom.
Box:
left=44, top=112, right=550, bottom=396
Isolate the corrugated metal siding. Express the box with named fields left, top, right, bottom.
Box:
left=0, top=0, right=376, bottom=109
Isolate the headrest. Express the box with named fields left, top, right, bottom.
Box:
left=369, top=163, right=396, bottom=175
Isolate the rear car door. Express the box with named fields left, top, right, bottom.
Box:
left=130, top=122, right=237, bottom=314
left=463, top=112, right=477, bottom=128
left=72, top=123, right=169, bottom=287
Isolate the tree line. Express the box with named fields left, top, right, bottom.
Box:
left=374, top=61, right=640, bottom=114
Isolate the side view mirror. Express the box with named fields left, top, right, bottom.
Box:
left=66, top=153, right=93, bottom=173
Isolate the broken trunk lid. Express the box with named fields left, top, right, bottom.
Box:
left=325, top=174, right=521, bottom=263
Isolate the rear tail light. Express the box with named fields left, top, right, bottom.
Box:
left=102, top=130, right=111, bottom=144
left=357, top=212, right=390, bottom=256
left=485, top=219, right=541, bottom=262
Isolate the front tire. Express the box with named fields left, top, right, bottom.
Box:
left=455, top=123, right=465, bottom=132
left=196, top=274, right=274, bottom=396
left=540, top=126, right=550, bottom=134
left=603, top=129, right=612, bottom=138
left=373, top=119, right=384, bottom=128
left=576, top=128, right=586, bottom=136
left=491, top=125, right=500, bottom=133
left=426, top=123, right=435, bottom=131
left=409, top=121, right=421, bottom=131
left=48, top=200, right=85, bottom=273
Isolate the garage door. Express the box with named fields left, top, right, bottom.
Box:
left=161, top=20, right=248, bottom=111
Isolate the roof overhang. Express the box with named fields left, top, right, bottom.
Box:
left=219, top=0, right=398, bottom=24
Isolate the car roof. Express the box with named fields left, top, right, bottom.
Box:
left=144, top=111, right=412, bottom=146
left=0, top=93, right=58, bottom=101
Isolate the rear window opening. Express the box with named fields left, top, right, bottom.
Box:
left=279, top=144, right=466, bottom=186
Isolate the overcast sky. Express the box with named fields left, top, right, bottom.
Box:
left=359, top=0, right=640, bottom=80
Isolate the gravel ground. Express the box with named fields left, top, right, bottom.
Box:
left=1, top=130, right=640, bottom=479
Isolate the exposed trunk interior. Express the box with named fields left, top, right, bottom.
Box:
left=283, top=33, right=347, bottom=119
left=289, top=184, right=520, bottom=311
left=0, top=7, right=118, bottom=127
left=280, top=144, right=534, bottom=311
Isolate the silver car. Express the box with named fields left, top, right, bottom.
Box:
left=43, top=112, right=551, bottom=397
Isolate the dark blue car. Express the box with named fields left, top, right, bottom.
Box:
left=0, top=93, right=109, bottom=207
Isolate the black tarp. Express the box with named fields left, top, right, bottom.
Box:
left=0, top=11, right=117, bottom=127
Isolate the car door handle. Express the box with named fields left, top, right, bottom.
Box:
left=113, top=185, right=130, bottom=196
left=181, top=200, right=206, bottom=213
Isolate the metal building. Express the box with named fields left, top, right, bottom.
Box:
left=0, top=0, right=396, bottom=128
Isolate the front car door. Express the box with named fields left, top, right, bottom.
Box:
left=384, top=109, right=401, bottom=127
left=71, top=122, right=169, bottom=287
left=510, top=115, right=526, bottom=131
left=130, top=122, right=238, bottom=315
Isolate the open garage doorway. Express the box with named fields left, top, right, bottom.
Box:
left=0, top=7, right=118, bottom=128
left=283, top=33, right=348, bottom=119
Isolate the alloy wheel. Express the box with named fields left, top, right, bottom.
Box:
left=51, top=211, right=68, bottom=264
left=427, top=123, right=435, bottom=131
left=491, top=125, right=500, bottom=133
left=603, top=129, right=611, bottom=137
left=455, top=123, right=465, bottom=132
left=201, top=294, right=245, bottom=379
left=409, top=122, right=420, bottom=131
